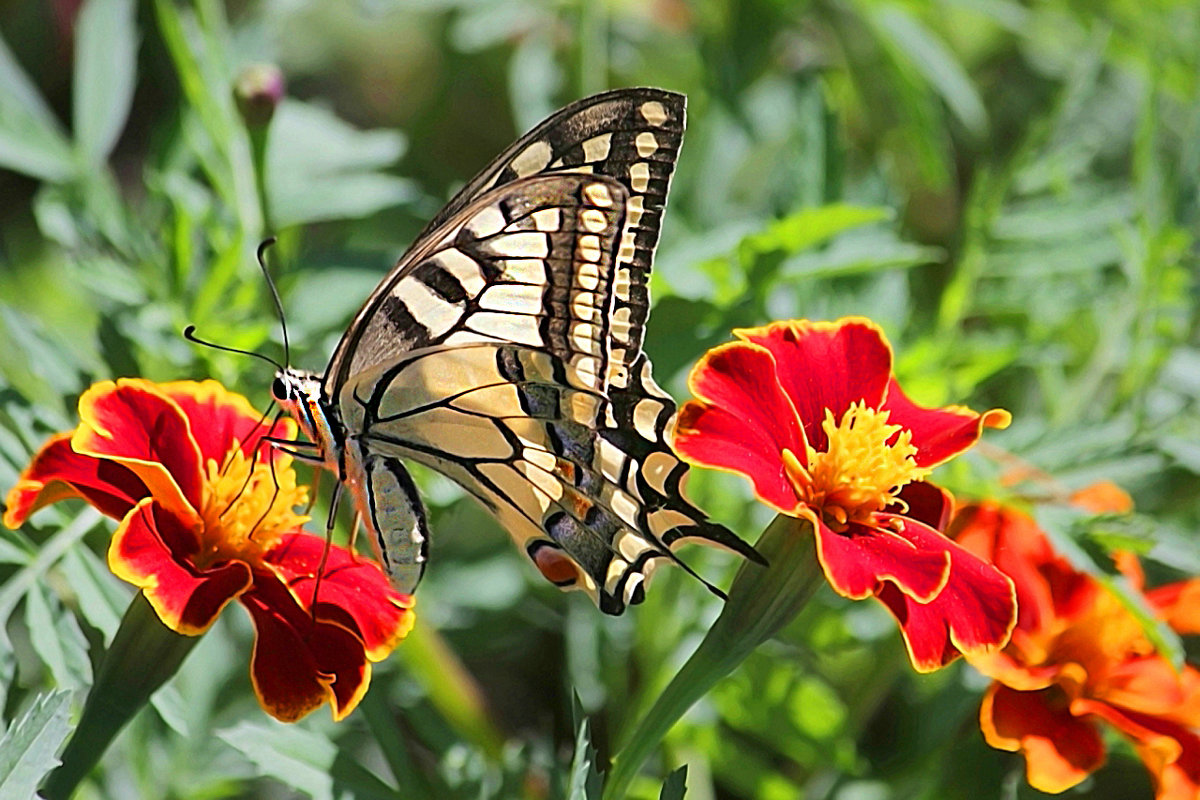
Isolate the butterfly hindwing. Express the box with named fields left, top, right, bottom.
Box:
left=340, top=342, right=751, bottom=614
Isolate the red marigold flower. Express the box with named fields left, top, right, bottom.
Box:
left=952, top=500, right=1200, bottom=797
left=4, top=378, right=414, bottom=722
left=672, top=317, right=1015, bottom=671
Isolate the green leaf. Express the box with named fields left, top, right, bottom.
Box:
left=567, top=696, right=603, bottom=800
left=0, top=690, right=72, bottom=800
left=873, top=4, right=989, bottom=138
left=218, top=721, right=399, bottom=800
left=73, top=0, right=139, bottom=166
left=659, top=766, right=688, bottom=800
left=0, top=33, right=75, bottom=181
left=267, top=100, right=414, bottom=228
left=24, top=583, right=89, bottom=690
left=742, top=205, right=892, bottom=256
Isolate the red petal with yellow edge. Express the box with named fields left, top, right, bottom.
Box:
left=980, top=683, right=1106, bottom=793
left=266, top=534, right=415, bottom=661
left=72, top=380, right=204, bottom=518
left=1077, top=699, right=1200, bottom=800
left=675, top=342, right=807, bottom=512
left=881, top=379, right=1009, bottom=468
left=242, top=575, right=371, bottom=722
left=4, top=432, right=149, bottom=527
left=875, top=515, right=1016, bottom=671
left=109, top=499, right=252, bottom=634
left=159, top=380, right=294, bottom=466
left=735, top=319, right=892, bottom=452
left=811, top=515, right=949, bottom=602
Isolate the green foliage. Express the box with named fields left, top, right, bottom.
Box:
left=0, top=0, right=1197, bottom=798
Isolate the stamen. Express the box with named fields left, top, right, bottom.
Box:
left=196, top=445, right=308, bottom=569
left=783, top=402, right=928, bottom=530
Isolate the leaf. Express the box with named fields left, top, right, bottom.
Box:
left=873, top=4, right=989, bottom=138
left=659, top=766, right=688, bottom=800
left=73, top=0, right=139, bottom=165
left=0, top=690, right=72, bottom=800
left=267, top=100, right=414, bottom=228
left=24, top=583, right=89, bottom=691
left=567, top=696, right=603, bottom=800
left=217, top=721, right=397, bottom=800
left=741, top=205, right=892, bottom=256
left=0, top=33, right=75, bottom=181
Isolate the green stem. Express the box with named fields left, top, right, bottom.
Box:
left=42, top=592, right=199, bottom=800
left=603, top=515, right=823, bottom=800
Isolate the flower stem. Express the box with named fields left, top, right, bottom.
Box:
left=603, top=515, right=822, bottom=800
left=41, top=592, right=198, bottom=800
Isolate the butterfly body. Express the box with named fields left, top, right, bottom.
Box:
left=274, top=89, right=762, bottom=614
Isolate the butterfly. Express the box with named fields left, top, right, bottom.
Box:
left=271, top=88, right=763, bottom=614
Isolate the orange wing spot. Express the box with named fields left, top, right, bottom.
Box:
left=556, top=458, right=577, bottom=483
left=570, top=493, right=592, bottom=519
left=532, top=546, right=579, bottom=586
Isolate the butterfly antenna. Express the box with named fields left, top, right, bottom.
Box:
left=183, top=325, right=285, bottom=373
left=256, top=237, right=291, bottom=368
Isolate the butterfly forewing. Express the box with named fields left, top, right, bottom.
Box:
left=324, top=88, right=685, bottom=397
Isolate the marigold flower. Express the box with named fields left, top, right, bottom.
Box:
left=5, top=378, right=414, bottom=722
left=672, top=317, right=1015, bottom=671
left=952, top=500, right=1200, bottom=798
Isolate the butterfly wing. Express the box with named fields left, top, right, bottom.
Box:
left=323, top=88, right=685, bottom=397
left=333, top=171, right=759, bottom=613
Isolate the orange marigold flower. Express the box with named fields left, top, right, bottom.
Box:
left=952, top=500, right=1200, bottom=798
left=672, top=317, right=1015, bottom=672
left=4, top=378, right=414, bottom=722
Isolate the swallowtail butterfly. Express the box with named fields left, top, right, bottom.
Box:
left=272, top=88, right=762, bottom=614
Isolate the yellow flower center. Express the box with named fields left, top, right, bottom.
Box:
left=782, top=401, right=929, bottom=530
left=195, top=445, right=310, bottom=569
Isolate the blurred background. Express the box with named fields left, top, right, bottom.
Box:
left=0, top=0, right=1197, bottom=798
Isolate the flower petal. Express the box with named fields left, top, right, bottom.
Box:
left=159, top=380, right=295, bottom=466
left=734, top=318, right=892, bottom=451
left=1077, top=699, right=1200, bottom=800
left=72, top=379, right=204, bottom=520
left=675, top=341, right=807, bottom=512
left=950, top=502, right=1093, bottom=635
left=109, top=499, right=252, bottom=634
left=880, top=378, right=1010, bottom=468
left=875, top=515, right=1017, bottom=671
left=4, top=432, right=149, bottom=527
left=1146, top=579, right=1200, bottom=635
left=980, top=683, right=1106, bottom=794
left=810, top=514, right=950, bottom=602
left=892, top=481, right=952, bottom=531
left=242, top=574, right=372, bottom=722
left=265, top=533, right=415, bottom=661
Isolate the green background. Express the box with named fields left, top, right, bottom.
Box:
left=0, top=1, right=1197, bottom=798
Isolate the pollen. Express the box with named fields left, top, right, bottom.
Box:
left=195, top=445, right=310, bottom=568
left=783, top=402, right=929, bottom=530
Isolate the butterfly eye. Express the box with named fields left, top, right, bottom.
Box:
left=270, top=377, right=289, bottom=402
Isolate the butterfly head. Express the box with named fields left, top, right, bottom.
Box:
left=271, top=368, right=328, bottom=446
